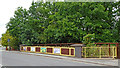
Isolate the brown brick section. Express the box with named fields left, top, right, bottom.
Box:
left=36, top=47, right=40, bottom=52
left=71, top=49, right=74, bottom=55
left=27, top=47, right=31, bottom=51
left=21, top=47, right=23, bottom=50
left=118, top=46, right=120, bottom=59
left=61, top=48, right=69, bottom=55
left=47, top=48, right=53, bottom=53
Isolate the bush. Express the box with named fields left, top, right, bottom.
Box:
left=83, top=33, right=95, bottom=46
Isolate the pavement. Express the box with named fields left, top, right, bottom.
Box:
left=118, top=59, right=120, bottom=68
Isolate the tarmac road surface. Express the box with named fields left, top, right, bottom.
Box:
left=1, top=51, right=106, bottom=66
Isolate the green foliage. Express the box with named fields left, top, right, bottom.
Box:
left=0, top=40, right=1, bottom=45
left=5, top=2, right=120, bottom=46
left=1, top=31, right=20, bottom=49
left=83, top=34, right=95, bottom=46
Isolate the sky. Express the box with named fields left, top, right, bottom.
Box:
left=0, top=0, right=38, bottom=38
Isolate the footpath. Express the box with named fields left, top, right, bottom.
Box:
left=6, top=51, right=118, bottom=66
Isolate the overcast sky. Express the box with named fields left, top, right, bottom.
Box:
left=0, top=0, right=38, bottom=38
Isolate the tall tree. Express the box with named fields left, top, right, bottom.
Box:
left=6, top=2, right=120, bottom=46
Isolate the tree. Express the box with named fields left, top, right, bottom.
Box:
left=6, top=2, right=120, bottom=46
left=0, top=40, right=1, bottom=45
left=1, top=31, right=20, bottom=49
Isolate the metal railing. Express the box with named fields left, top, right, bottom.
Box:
left=82, top=47, right=117, bottom=58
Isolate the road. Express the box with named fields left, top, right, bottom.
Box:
left=1, top=50, right=107, bottom=66
left=0, top=46, right=2, bottom=67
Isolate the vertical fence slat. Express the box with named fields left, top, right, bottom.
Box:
left=99, top=47, right=101, bottom=58
left=52, top=47, right=54, bottom=54
left=69, top=48, right=71, bottom=56
left=60, top=47, right=62, bottom=55
left=85, top=47, right=86, bottom=58
left=113, top=47, right=114, bottom=59
left=35, top=47, right=36, bottom=52
left=116, top=47, right=117, bottom=57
